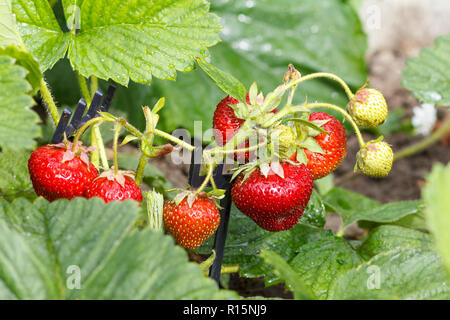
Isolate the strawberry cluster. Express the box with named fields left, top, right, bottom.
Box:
left=28, top=141, right=143, bottom=204
left=212, top=95, right=347, bottom=232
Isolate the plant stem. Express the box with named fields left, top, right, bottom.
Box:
left=39, top=78, right=59, bottom=126
left=71, top=117, right=104, bottom=151
left=113, top=123, right=122, bottom=175
left=287, top=72, right=355, bottom=100
left=394, top=117, right=450, bottom=161
left=89, top=76, right=98, bottom=97
left=221, top=265, right=239, bottom=274
left=136, top=107, right=156, bottom=185
left=90, top=129, right=100, bottom=167
left=153, top=128, right=195, bottom=151
left=77, top=72, right=91, bottom=105
left=195, top=152, right=215, bottom=195
left=135, top=155, right=148, bottom=186
left=93, top=123, right=109, bottom=169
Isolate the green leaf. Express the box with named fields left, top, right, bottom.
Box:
left=0, top=55, right=40, bottom=150
left=260, top=249, right=313, bottom=300
left=314, top=174, right=334, bottom=196
left=423, top=163, right=450, bottom=276
left=402, top=34, right=450, bottom=106
left=111, top=0, right=368, bottom=135
left=13, top=0, right=70, bottom=71
left=12, top=0, right=222, bottom=84
left=288, top=234, right=362, bottom=299
left=197, top=204, right=331, bottom=285
left=324, top=188, right=421, bottom=227
left=0, top=44, right=42, bottom=93
left=298, top=190, right=326, bottom=228
left=0, top=148, right=33, bottom=199
left=329, top=247, right=450, bottom=299
left=197, top=57, right=247, bottom=103
left=0, top=197, right=237, bottom=299
left=358, top=225, right=433, bottom=260
left=0, top=0, right=23, bottom=47
left=67, top=0, right=221, bottom=85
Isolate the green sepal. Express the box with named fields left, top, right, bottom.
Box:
left=152, top=97, right=165, bottom=114
left=121, top=135, right=138, bottom=146
left=98, top=111, right=117, bottom=122
left=296, top=148, right=308, bottom=165
left=207, top=188, right=226, bottom=200
left=286, top=118, right=330, bottom=136
left=300, top=137, right=325, bottom=154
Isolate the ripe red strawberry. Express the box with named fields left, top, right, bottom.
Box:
left=231, top=162, right=313, bottom=232
left=291, top=112, right=347, bottom=180
left=84, top=170, right=143, bottom=203
left=213, top=95, right=250, bottom=161
left=28, top=142, right=98, bottom=201
left=163, top=196, right=221, bottom=249
left=213, top=95, right=276, bottom=162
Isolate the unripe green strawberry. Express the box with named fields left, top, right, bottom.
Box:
left=347, top=88, right=388, bottom=128
left=356, top=140, right=393, bottom=177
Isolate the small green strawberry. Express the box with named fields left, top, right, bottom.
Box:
left=347, top=88, right=388, bottom=128
left=356, top=139, right=393, bottom=177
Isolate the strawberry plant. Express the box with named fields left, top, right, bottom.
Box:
left=0, top=0, right=449, bottom=302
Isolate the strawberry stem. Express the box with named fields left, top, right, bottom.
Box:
left=92, top=123, right=109, bottom=169
left=287, top=72, right=355, bottom=100
left=221, top=265, right=239, bottom=274
left=394, top=116, right=450, bottom=161
left=39, top=78, right=60, bottom=126
left=71, top=117, right=104, bottom=152
left=136, top=106, right=157, bottom=186
left=194, top=152, right=215, bottom=196
left=113, top=122, right=122, bottom=176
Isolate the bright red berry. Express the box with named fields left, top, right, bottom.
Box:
left=84, top=170, right=143, bottom=203
left=291, top=112, right=347, bottom=180
left=213, top=95, right=276, bottom=162
left=213, top=95, right=250, bottom=161
left=163, top=197, right=221, bottom=249
left=231, top=163, right=313, bottom=232
left=28, top=143, right=98, bottom=201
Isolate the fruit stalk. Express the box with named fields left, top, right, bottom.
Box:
left=71, top=117, right=104, bottom=151
left=394, top=117, right=450, bottom=161
left=39, top=78, right=60, bottom=126
left=286, top=72, right=355, bottom=100
left=92, top=123, right=109, bottom=169
left=112, top=122, right=122, bottom=175
left=135, top=106, right=156, bottom=186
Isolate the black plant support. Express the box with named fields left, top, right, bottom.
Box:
left=188, top=147, right=233, bottom=285
left=51, top=83, right=117, bottom=144
left=52, top=83, right=231, bottom=285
